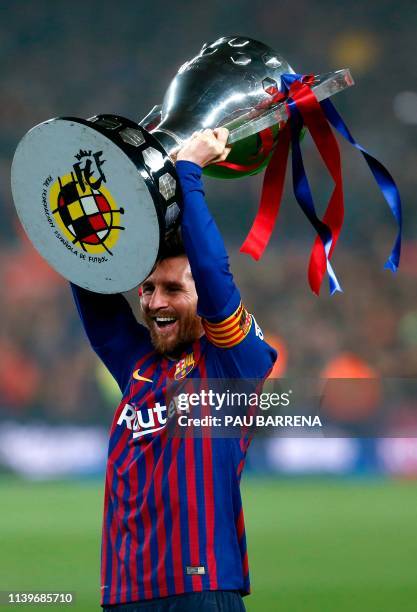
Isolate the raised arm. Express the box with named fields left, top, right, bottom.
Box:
left=71, top=283, right=153, bottom=391
left=175, top=130, right=277, bottom=377
left=175, top=128, right=240, bottom=322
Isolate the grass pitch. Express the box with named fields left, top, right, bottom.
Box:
left=1, top=477, right=416, bottom=611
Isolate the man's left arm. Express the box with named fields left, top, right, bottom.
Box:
left=176, top=129, right=277, bottom=378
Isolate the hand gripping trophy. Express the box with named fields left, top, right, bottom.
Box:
left=11, top=36, right=401, bottom=295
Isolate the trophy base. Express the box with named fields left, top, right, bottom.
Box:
left=11, top=115, right=181, bottom=293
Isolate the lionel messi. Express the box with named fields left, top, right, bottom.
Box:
left=71, top=127, right=277, bottom=611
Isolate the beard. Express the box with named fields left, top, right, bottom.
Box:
left=143, top=309, right=203, bottom=356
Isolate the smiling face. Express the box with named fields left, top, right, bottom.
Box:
left=140, top=256, right=204, bottom=356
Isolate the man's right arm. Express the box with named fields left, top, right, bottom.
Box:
left=71, top=283, right=153, bottom=392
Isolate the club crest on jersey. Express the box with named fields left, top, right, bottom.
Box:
left=239, top=307, right=252, bottom=336
left=174, top=352, right=195, bottom=380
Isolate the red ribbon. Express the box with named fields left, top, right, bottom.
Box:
left=223, top=74, right=344, bottom=295
left=239, top=123, right=291, bottom=259
left=288, top=79, right=344, bottom=294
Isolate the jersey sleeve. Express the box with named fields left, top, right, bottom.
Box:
left=176, top=161, right=277, bottom=379
left=204, top=311, right=277, bottom=379
left=176, top=160, right=241, bottom=321
left=70, top=283, right=153, bottom=392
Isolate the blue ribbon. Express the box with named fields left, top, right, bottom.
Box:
left=320, top=98, right=402, bottom=272
left=281, top=73, right=342, bottom=294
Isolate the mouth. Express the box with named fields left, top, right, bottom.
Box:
left=152, top=316, right=178, bottom=334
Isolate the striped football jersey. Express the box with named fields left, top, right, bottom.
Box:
left=71, top=161, right=277, bottom=605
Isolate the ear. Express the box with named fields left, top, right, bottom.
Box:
left=185, top=260, right=194, bottom=280
left=138, top=286, right=145, bottom=313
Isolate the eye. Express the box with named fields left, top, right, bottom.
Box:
left=167, top=284, right=182, bottom=293
left=141, top=283, right=154, bottom=295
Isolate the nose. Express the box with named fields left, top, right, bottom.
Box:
left=148, top=287, right=169, bottom=311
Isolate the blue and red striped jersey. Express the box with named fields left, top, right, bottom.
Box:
left=71, top=161, right=277, bottom=605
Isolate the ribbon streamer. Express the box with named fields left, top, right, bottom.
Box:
left=286, top=97, right=342, bottom=295
left=239, top=123, right=291, bottom=259
left=320, top=98, right=402, bottom=272
left=228, top=72, right=402, bottom=294
left=282, top=73, right=344, bottom=294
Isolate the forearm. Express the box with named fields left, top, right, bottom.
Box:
left=176, top=161, right=240, bottom=321
left=70, top=283, right=152, bottom=391
left=70, top=283, right=136, bottom=350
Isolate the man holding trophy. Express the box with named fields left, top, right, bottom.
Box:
left=71, top=126, right=276, bottom=611
left=11, top=36, right=401, bottom=611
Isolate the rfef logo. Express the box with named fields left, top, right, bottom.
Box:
left=48, top=149, right=125, bottom=256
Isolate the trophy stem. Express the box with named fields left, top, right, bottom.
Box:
left=151, top=128, right=183, bottom=157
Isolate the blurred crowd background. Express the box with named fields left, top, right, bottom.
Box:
left=0, top=0, right=416, bottom=477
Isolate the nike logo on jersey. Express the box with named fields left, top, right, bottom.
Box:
left=132, top=369, right=153, bottom=383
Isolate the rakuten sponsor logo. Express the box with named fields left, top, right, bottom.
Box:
left=117, top=402, right=169, bottom=439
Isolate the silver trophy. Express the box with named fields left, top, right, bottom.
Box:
left=11, top=36, right=353, bottom=293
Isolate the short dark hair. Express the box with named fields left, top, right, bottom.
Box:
left=158, top=228, right=186, bottom=261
